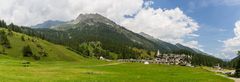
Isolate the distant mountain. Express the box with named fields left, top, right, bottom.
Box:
left=32, top=20, right=65, bottom=28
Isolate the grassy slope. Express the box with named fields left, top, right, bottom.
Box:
left=0, top=28, right=83, bottom=61
left=0, top=28, right=233, bottom=82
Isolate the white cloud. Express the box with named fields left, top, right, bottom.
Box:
left=121, top=7, right=200, bottom=49
left=67, top=0, right=143, bottom=24
left=0, top=0, right=202, bottom=50
left=222, top=20, right=240, bottom=59
left=0, top=0, right=143, bottom=26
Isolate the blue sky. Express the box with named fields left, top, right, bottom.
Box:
left=150, top=0, right=240, bottom=59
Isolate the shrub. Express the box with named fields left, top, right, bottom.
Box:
left=21, top=35, right=25, bottom=41
left=33, top=55, right=40, bottom=60
left=22, top=45, right=33, bottom=57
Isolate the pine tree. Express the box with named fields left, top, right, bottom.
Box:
left=0, top=30, right=11, bottom=48
left=21, top=35, right=25, bottom=41
left=2, top=20, right=7, bottom=27
left=0, top=20, right=2, bottom=27
left=22, top=45, right=33, bottom=57
left=0, top=20, right=7, bottom=28
left=235, top=51, right=240, bottom=77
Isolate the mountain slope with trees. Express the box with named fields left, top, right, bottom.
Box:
left=0, top=14, right=225, bottom=66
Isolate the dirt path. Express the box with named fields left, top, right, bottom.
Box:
left=202, top=67, right=240, bottom=82
left=229, top=77, right=240, bottom=82
left=216, top=74, right=240, bottom=82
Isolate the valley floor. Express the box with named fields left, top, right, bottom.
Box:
left=0, top=58, right=233, bottom=82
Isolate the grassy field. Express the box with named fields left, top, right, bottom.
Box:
left=0, top=58, right=233, bottom=82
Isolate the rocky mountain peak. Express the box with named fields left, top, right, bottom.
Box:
left=73, top=13, right=115, bottom=25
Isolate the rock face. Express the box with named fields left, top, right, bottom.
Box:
left=73, top=13, right=116, bottom=26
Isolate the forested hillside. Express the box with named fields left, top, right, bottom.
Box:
left=0, top=15, right=225, bottom=66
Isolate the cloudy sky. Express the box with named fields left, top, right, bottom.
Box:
left=0, top=0, right=240, bottom=59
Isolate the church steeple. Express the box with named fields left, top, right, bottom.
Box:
left=156, top=50, right=160, bottom=56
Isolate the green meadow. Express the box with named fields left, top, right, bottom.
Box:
left=0, top=58, right=233, bottom=82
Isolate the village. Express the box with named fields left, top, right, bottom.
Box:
left=100, top=50, right=193, bottom=66
left=118, top=50, right=192, bottom=66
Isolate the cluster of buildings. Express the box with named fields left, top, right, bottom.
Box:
left=117, top=50, right=192, bottom=66
left=154, top=50, right=192, bottom=66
